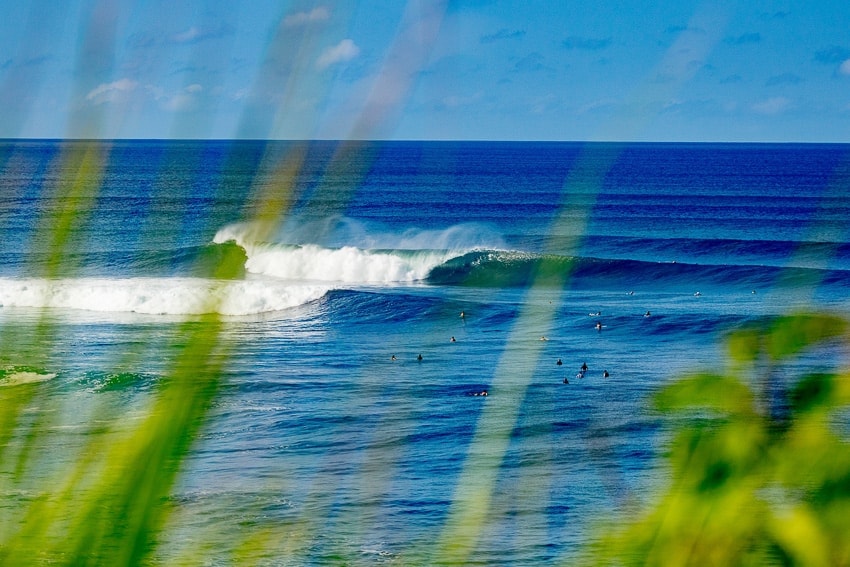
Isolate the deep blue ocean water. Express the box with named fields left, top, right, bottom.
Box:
left=1, top=140, right=849, bottom=564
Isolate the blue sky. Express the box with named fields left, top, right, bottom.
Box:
left=2, top=0, right=850, bottom=141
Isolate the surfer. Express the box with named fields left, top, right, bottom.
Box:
left=581, top=362, right=588, bottom=372
left=644, top=311, right=651, bottom=317
left=595, top=321, right=602, bottom=331
left=576, top=372, right=584, bottom=379
left=563, top=377, right=569, bottom=384
left=460, top=311, right=465, bottom=319
left=391, top=354, right=396, bottom=361
left=603, top=370, right=609, bottom=378
left=556, top=358, right=562, bottom=366
left=450, top=336, right=456, bottom=342
left=694, top=291, right=702, bottom=296
left=417, top=353, right=423, bottom=361
left=540, top=336, right=548, bottom=341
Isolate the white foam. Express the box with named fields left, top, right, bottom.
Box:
left=0, top=277, right=330, bottom=316
left=242, top=243, right=451, bottom=283
left=214, top=222, right=462, bottom=283
left=0, top=371, right=57, bottom=386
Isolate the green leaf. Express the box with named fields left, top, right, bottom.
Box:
left=765, top=314, right=847, bottom=361
left=653, top=373, right=755, bottom=416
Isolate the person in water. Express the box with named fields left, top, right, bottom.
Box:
left=603, top=370, right=609, bottom=378
left=460, top=311, right=465, bottom=319
left=450, top=336, right=456, bottom=342
left=391, top=354, right=396, bottom=361
left=557, top=358, right=562, bottom=366
left=581, top=362, right=588, bottom=372
left=417, top=354, right=423, bottom=361
left=595, top=321, right=602, bottom=331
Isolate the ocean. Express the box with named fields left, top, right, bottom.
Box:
left=1, top=139, right=849, bottom=564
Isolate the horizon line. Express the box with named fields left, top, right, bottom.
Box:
left=1, top=137, right=848, bottom=146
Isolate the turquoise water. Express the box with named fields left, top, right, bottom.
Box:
left=1, top=140, right=849, bottom=563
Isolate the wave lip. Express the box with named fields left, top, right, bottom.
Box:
left=242, top=243, right=457, bottom=283
left=214, top=222, right=467, bottom=284
left=0, top=277, right=330, bottom=316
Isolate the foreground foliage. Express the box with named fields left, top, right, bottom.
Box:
left=589, top=313, right=850, bottom=566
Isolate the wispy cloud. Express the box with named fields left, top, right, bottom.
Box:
left=578, top=98, right=620, bottom=114
left=664, top=24, right=706, bottom=35
left=530, top=93, right=557, bottom=114
left=163, top=84, right=203, bottom=111
left=752, top=96, right=790, bottom=114
left=562, top=36, right=611, bottom=50
left=512, top=52, right=546, bottom=73
left=763, top=10, right=790, bottom=20
left=171, top=23, right=233, bottom=44
left=86, top=79, right=138, bottom=104
left=0, top=55, right=51, bottom=71
left=480, top=28, right=525, bottom=44
left=141, top=83, right=205, bottom=112
left=814, top=46, right=850, bottom=64
left=439, top=91, right=483, bottom=109
left=766, top=73, right=803, bottom=86
left=284, top=6, right=330, bottom=27
left=317, top=39, right=360, bottom=69
left=725, top=32, right=761, bottom=45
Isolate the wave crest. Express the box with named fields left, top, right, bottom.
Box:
left=214, top=222, right=468, bottom=283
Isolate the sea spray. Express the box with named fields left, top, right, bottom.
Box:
left=226, top=215, right=508, bottom=252
left=240, top=244, right=455, bottom=283
left=213, top=220, right=488, bottom=283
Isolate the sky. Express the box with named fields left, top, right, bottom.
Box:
left=2, top=0, right=850, bottom=142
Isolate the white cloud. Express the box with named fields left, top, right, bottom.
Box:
left=317, top=39, right=360, bottom=69
left=284, top=7, right=330, bottom=27
left=840, top=59, right=850, bottom=75
left=164, top=93, right=194, bottom=112
left=173, top=26, right=201, bottom=43
left=144, top=84, right=165, bottom=101
left=752, top=96, right=790, bottom=114
left=578, top=98, right=619, bottom=114
left=171, top=24, right=232, bottom=44
left=85, top=79, right=138, bottom=104
left=530, top=93, right=557, bottom=114
left=162, top=84, right=204, bottom=112
left=441, top=92, right=482, bottom=109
